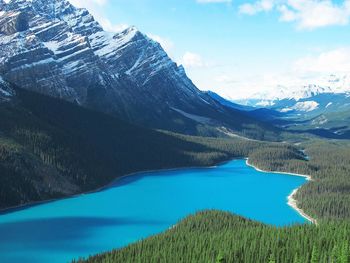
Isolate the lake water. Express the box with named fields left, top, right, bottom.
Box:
left=0, top=159, right=308, bottom=263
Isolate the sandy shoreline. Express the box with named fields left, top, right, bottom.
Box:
left=0, top=158, right=236, bottom=215
left=246, top=159, right=317, bottom=225
left=1, top=157, right=318, bottom=226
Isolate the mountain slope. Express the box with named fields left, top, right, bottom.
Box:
left=237, top=74, right=350, bottom=117
left=0, top=83, right=268, bottom=210
left=79, top=211, right=350, bottom=263
left=207, top=90, right=286, bottom=125
left=0, top=0, right=278, bottom=139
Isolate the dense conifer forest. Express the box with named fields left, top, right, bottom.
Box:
left=2, top=88, right=350, bottom=263
left=248, top=140, right=350, bottom=220
left=0, top=88, right=272, bottom=209
left=76, top=140, right=350, bottom=263
left=77, top=211, right=350, bottom=263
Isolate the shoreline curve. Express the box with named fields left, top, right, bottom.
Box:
left=245, top=159, right=317, bottom=225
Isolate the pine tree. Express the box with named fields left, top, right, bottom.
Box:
left=311, top=246, right=320, bottom=263
left=216, top=251, right=225, bottom=263
left=293, top=253, right=301, bottom=263
left=340, top=242, right=349, bottom=263
left=268, top=253, right=276, bottom=263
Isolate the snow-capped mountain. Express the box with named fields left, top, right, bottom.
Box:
left=0, top=77, right=14, bottom=102
left=0, top=0, right=275, bottom=138
left=0, top=0, right=182, bottom=105
left=250, top=75, right=350, bottom=103
left=236, top=74, right=350, bottom=115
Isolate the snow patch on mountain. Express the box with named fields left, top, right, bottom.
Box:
left=311, top=115, right=328, bottom=126
left=0, top=0, right=230, bottom=134
left=281, top=101, right=319, bottom=113
left=250, top=74, right=350, bottom=102
left=256, top=100, right=275, bottom=107
left=171, top=107, right=212, bottom=124
left=326, top=102, right=333, bottom=108
left=0, top=76, right=14, bottom=101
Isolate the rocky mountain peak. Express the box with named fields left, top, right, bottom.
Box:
left=0, top=0, right=5, bottom=10
left=0, top=0, right=252, bottom=136
left=0, top=77, right=14, bottom=102
left=31, top=0, right=77, bottom=19
left=4, top=0, right=72, bottom=12
left=113, top=26, right=142, bottom=43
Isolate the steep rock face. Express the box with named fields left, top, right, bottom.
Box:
left=0, top=77, right=15, bottom=102
left=0, top=0, right=274, bottom=138
left=0, top=11, right=28, bottom=35
left=0, top=0, right=110, bottom=102
left=240, top=74, right=350, bottom=109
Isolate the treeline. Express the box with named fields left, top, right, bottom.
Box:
left=0, top=87, right=274, bottom=209
left=75, top=138, right=350, bottom=263
left=3, top=87, right=350, bottom=263
left=77, top=211, right=350, bottom=263
left=248, top=140, right=350, bottom=220
left=4, top=88, right=350, bottom=212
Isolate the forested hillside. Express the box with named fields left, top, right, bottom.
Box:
left=0, top=87, right=281, bottom=210
left=77, top=140, right=350, bottom=263
left=2, top=86, right=350, bottom=263
left=249, top=140, right=350, bottom=220
left=78, top=211, right=350, bottom=263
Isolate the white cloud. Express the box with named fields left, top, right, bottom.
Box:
left=148, top=34, right=175, bottom=55
left=99, top=18, right=129, bottom=33
left=294, top=47, right=350, bottom=74
left=182, top=52, right=208, bottom=68
left=196, top=0, right=232, bottom=3
left=70, top=0, right=108, bottom=7
left=278, top=4, right=297, bottom=22
left=70, top=0, right=128, bottom=33
left=215, top=74, right=237, bottom=84
left=210, top=47, right=350, bottom=100
left=239, top=0, right=350, bottom=30
left=283, top=0, right=350, bottom=29
left=239, top=0, right=275, bottom=15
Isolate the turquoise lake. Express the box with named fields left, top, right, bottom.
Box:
left=0, top=159, right=308, bottom=263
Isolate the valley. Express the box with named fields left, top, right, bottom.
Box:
left=0, top=160, right=308, bottom=263
left=0, top=0, right=350, bottom=263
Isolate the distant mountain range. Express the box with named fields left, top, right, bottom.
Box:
left=234, top=74, right=350, bottom=118
left=0, top=0, right=277, bottom=139
left=0, top=84, right=255, bottom=209
left=206, top=91, right=284, bottom=123
left=0, top=76, right=14, bottom=102
left=240, top=74, right=350, bottom=103
left=215, top=74, right=349, bottom=139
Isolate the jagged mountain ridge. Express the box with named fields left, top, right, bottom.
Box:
left=232, top=75, right=350, bottom=121
left=0, top=83, right=259, bottom=209
left=249, top=74, right=350, bottom=103
left=237, top=74, right=350, bottom=109
left=0, top=76, right=14, bottom=101
left=0, top=0, right=276, bottom=138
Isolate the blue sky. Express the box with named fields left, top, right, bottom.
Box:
left=71, top=0, right=350, bottom=99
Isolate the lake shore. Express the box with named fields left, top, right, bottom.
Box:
left=1, top=157, right=318, bottom=226
left=0, top=158, right=236, bottom=215
left=245, top=159, right=317, bottom=225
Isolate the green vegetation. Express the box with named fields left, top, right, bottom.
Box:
left=0, top=88, right=278, bottom=209
left=2, top=88, right=350, bottom=263
left=76, top=139, right=350, bottom=263
left=249, top=140, right=350, bottom=220
left=77, top=211, right=350, bottom=263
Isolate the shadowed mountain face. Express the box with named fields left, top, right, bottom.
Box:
left=0, top=83, right=277, bottom=210
left=0, top=0, right=278, bottom=139
left=0, top=77, right=14, bottom=102
left=0, top=84, right=240, bottom=209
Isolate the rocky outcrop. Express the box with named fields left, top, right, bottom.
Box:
left=0, top=77, right=15, bottom=102
left=0, top=0, right=274, bottom=138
